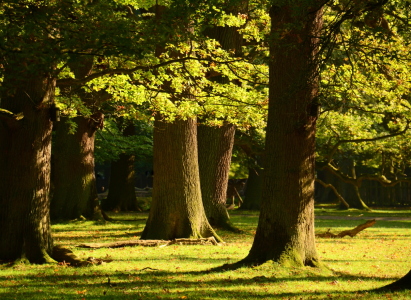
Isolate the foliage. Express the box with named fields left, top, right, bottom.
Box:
left=95, top=118, right=153, bottom=163
left=317, top=1, right=411, bottom=187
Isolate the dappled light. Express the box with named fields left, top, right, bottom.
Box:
left=2, top=209, right=410, bottom=299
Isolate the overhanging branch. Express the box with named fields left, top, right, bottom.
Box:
left=326, top=120, right=410, bottom=164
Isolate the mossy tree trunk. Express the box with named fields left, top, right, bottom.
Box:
left=243, top=2, right=323, bottom=267
left=141, top=117, right=220, bottom=241
left=0, top=61, right=55, bottom=263
left=51, top=115, right=102, bottom=220
left=198, top=123, right=237, bottom=230
left=103, top=122, right=138, bottom=211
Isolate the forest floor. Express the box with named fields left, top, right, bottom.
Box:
left=0, top=207, right=410, bottom=299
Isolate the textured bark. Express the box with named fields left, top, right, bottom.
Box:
left=243, top=3, right=323, bottom=266
left=103, top=122, right=138, bottom=211
left=198, top=123, right=237, bottom=230
left=0, top=62, right=55, bottom=263
left=51, top=116, right=100, bottom=220
left=141, top=117, right=220, bottom=241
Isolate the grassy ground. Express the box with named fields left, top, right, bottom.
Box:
left=1, top=207, right=411, bottom=299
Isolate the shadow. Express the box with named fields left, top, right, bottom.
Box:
left=0, top=265, right=404, bottom=300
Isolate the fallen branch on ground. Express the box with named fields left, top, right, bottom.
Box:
left=52, top=245, right=113, bottom=266
left=316, top=219, right=376, bottom=238
left=77, top=237, right=220, bottom=249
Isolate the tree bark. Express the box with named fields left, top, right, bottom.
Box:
left=0, top=62, right=55, bottom=263
left=103, top=122, right=138, bottom=211
left=51, top=115, right=101, bottom=220
left=141, top=117, right=221, bottom=241
left=243, top=3, right=323, bottom=267
left=198, top=123, right=237, bottom=230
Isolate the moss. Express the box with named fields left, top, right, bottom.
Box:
left=136, top=197, right=152, bottom=211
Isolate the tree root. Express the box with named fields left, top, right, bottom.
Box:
left=316, top=219, right=376, bottom=238
left=77, top=237, right=221, bottom=249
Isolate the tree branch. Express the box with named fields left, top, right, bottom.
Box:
left=315, top=178, right=349, bottom=208
left=326, top=120, right=410, bottom=164
left=56, top=57, right=243, bottom=87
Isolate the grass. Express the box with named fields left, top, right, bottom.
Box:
left=1, top=207, right=411, bottom=299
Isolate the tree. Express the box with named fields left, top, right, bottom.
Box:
left=0, top=55, right=55, bottom=263
left=0, top=0, right=152, bottom=262
left=235, top=128, right=265, bottom=210
left=197, top=0, right=249, bottom=230
left=51, top=114, right=104, bottom=220
left=140, top=4, right=221, bottom=241
left=51, top=56, right=105, bottom=221
left=141, top=116, right=221, bottom=240
left=198, top=122, right=237, bottom=230
left=103, top=120, right=139, bottom=212
left=242, top=1, right=324, bottom=266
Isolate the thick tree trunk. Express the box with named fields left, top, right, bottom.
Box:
left=141, top=117, right=220, bottom=241
left=0, top=64, right=55, bottom=263
left=243, top=3, right=323, bottom=267
left=103, top=122, right=138, bottom=211
left=198, top=123, right=237, bottom=230
left=51, top=115, right=101, bottom=220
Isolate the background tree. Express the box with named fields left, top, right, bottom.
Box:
left=197, top=0, right=249, bottom=231
left=51, top=56, right=106, bottom=221
left=106, top=121, right=137, bottom=211
left=198, top=122, right=237, bottom=230
left=235, top=128, right=265, bottom=210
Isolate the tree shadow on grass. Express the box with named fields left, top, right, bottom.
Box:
left=0, top=267, right=405, bottom=300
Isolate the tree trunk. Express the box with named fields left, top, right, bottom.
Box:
left=141, top=117, right=221, bottom=241
left=241, top=158, right=263, bottom=210
left=103, top=122, right=138, bottom=211
left=243, top=3, right=323, bottom=267
left=0, top=63, right=55, bottom=263
left=51, top=55, right=106, bottom=221
left=336, top=159, right=370, bottom=210
left=198, top=123, right=237, bottom=230
left=51, top=115, right=101, bottom=220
